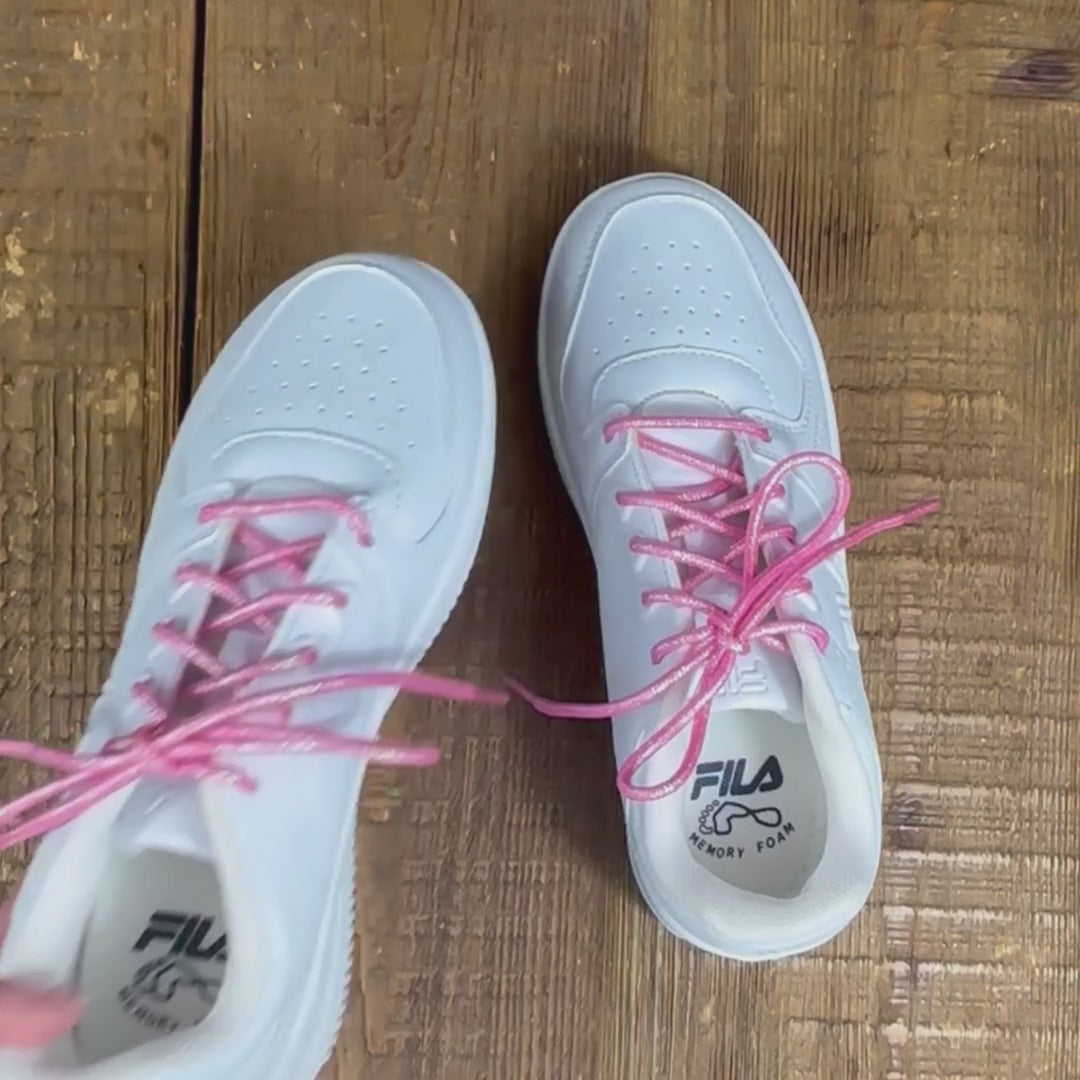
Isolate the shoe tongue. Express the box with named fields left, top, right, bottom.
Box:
left=111, top=478, right=341, bottom=867
left=114, top=785, right=213, bottom=861
left=627, top=398, right=805, bottom=725
left=708, top=644, right=804, bottom=725
left=689, top=576, right=804, bottom=725
left=634, top=393, right=737, bottom=492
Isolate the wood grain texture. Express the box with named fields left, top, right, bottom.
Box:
left=0, top=0, right=1070, bottom=1075
left=0, top=0, right=191, bottom=887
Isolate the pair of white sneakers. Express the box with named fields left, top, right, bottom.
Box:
left=0, top=174, right=935, bottom=1077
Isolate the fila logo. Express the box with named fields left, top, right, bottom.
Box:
left=690, top=756, right=783, bottom=801
left=713, top=657, right=769, bottom=697
left=133, top=911, right=228, bottom=964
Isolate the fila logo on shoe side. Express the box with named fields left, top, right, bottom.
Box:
left=134, top=911, right=228, bottom=964
left=690, top=756, right=783, bottom=802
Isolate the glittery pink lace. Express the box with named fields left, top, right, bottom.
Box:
left=509, top=415, right=938, bottom=802
left=0, top=496, right=507, bottom=850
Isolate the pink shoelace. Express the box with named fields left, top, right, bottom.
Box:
left=0, top=496, right=507, bottom=851
left=509, top=415, right=938, bottom=802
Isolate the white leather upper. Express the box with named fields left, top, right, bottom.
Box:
left=0, top=255, right=496, bottom=1077
left=538, top=174, right=882, bottom=959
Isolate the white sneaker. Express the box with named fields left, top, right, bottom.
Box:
left=516, top=174, right=936, bottom=960
left=0, top=255, right=499, bottom=1075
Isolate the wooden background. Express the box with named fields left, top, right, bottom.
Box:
left=2, top=0, right=1079, bottom=1076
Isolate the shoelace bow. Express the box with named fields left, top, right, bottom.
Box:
left=0, top=495, right=507, bottom=851
left=509, top=415, right=938, bottom=802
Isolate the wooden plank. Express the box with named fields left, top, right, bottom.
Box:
left=0, top=0, right=192, bottom=884
left=199, top=0, right=1080, bottom=1077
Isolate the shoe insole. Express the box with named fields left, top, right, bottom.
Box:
left=681, top=709, right=827, bottom=898
left=74, top=851, right=227, bottom=1064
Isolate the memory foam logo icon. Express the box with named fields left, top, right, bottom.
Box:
left=133, top=911, right=228, bottom=964
left=689, top=755, right=783, bottom=802
left=698, top=800, right=783, bottom=836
